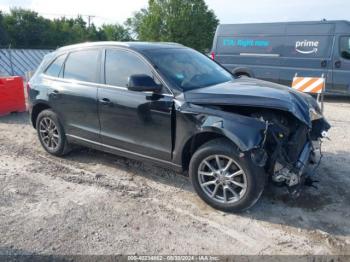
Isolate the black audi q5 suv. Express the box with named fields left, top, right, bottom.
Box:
left=28, top=42, right=330, bottom=212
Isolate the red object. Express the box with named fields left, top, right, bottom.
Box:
left=0, top=76, right=26, bottom=116
left=210, top=51, right=215, bottom=60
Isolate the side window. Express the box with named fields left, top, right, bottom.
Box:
left=64, top=49, right=100, bottom=83
left=45, top=54, right=66, bottom=77
left=105, top=49, right=153, bottom=87
left=340, top=36, right=350, bottom=60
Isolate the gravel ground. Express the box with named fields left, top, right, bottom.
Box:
left=0, top=99, right=350, bottom=255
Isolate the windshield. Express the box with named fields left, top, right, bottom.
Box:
left=143, top=48, right=234, bottom=91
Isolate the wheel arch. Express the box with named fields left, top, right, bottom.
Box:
left=31, top=102, right=51, bottom=128
left=181, top=130, right=239, bottom=172
left=232, top=67, right=254, bottom=78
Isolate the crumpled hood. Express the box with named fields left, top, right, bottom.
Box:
left=184, top=78, right=321, bottom=127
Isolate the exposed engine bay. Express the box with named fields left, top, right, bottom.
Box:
left=253, top=111, right=318, bottom=190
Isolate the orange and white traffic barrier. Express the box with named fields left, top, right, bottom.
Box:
left=291, top=76, right=325, bottom=94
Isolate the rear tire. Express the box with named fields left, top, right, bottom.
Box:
left=189, top=138, right=265, bottom=212
left=36, top=109, right=71, bottom=156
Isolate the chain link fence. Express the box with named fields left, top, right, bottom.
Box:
left=0, top=46, right=52, bottom=80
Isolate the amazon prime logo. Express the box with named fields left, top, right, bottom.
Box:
left=295, top=40, right=319, bottom=54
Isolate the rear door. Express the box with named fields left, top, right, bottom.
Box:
left=47, top=48, right=101, bottom=141
left=98, top=48, right=173, bottom=161
left=331, top=35, right=350, bottom=94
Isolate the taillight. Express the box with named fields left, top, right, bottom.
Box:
left=210, top=51, right=215, bottom=60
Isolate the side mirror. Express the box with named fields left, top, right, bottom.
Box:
left=127, top=74, right=161, bottom=92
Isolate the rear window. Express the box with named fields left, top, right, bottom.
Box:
left=45, top=54, right=66, bottom=77
left=63, top=49, right=100, bottom=83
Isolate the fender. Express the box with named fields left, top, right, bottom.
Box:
left=179, top=103, right=266, bottom=152
left=30, top=100, right=51, bottom=127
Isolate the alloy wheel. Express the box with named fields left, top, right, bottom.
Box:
left=39, top=117, right=60, bottom=150
left=198, top=155, right=247, bottom=204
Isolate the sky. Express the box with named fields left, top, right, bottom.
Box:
left=0, top=0, right=348, bottom=27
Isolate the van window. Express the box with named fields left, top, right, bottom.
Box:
left=45, top=54, right=66, bottom=77
left=64, top=49, right=99, bottom=83
left=105, top=49, right=152, bottom=87
left=340, top=36, right=350, bottom=60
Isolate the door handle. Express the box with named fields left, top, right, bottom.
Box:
left=321, top=60, right=327, bottom=68
left=335, top=60, right=341, bottom=68
left=99, top=98, right=112, bottom=106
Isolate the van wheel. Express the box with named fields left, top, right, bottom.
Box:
left=36, top=109, right=71, bottom=156
left=235, top=73, right=250, bottom=78
left=189, top=138, right=265, bottom=212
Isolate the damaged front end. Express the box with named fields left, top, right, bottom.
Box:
left=181, top=100, right=330, bottom=196
left=251, top=108, right=330, bottom=194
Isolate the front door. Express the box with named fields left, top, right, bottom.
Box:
left=98, top=48, right=173, bottom=161
left=332, top=35, right=350, bottom=95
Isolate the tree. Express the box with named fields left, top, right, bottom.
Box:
left=0, top=11, right=9, bottom=46
left=0, top=9, right=133, bottom=48
left=3, top=8, right=53, bottom=48
left=127, top=0, right=219, bottom=52
left=101, top=24, right=132, bottom=41
left=124, top=8, right=148, bottom=39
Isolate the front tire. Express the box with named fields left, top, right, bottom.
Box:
left=36, top=109, right=71, bottom=156
left=189, top=138, right=265, bottom=212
